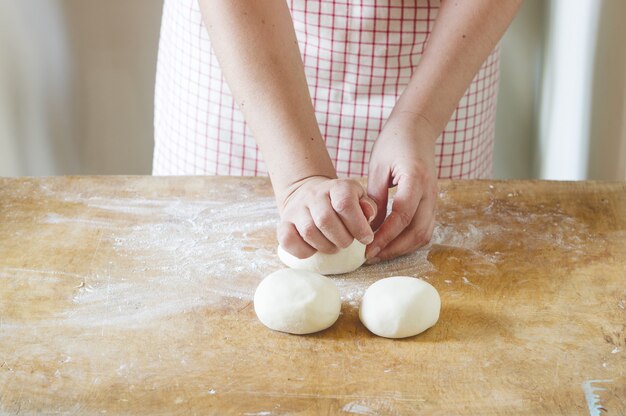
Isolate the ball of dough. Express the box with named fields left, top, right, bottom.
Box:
left=277, top=239, right=366, bottom=275
left=254, top=269, right=341, bottom=335
left=359, top=276, right=440, bottom=339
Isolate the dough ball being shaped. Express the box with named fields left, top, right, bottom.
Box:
left=277, top=239, right=366, bottom=275
left=359, top=276, right=440, bottom=339
left=254, top=269, right=341, bottom=335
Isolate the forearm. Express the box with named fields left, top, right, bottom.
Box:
left=391, top=0, right=523, bottom=138
left=197, top=0, right=336, bottom=202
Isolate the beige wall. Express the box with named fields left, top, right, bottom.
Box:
left=0, top=0, right=77, bottom=175
left=61, top=0, right=162, bottom=174
left=0, top=0, right=162, bottom=176
left=493, top=0, right=547, bottom=179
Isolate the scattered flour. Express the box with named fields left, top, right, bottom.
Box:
left=8, top=182, right=593, bottom=327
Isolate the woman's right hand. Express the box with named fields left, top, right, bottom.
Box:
left=277, top=176, right=377, bottom=259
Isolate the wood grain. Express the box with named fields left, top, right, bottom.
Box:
left=0, top=177, right=624, bottom=415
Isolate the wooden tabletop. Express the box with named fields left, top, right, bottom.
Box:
left=0, top=176, right=624, bottom=415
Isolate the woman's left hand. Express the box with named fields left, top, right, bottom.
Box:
left=365, top=112, right=439, bottom=263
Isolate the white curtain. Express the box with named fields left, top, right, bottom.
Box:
left=537, top=0, right=601, bottom=180
left=534, top=0, right=626, bottom=180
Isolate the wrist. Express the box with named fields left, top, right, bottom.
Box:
left=386, top=109, right=439, bottom=144
left=274, top=174, right=335, bottom=212
left=262, top=132, right=337, bottom=208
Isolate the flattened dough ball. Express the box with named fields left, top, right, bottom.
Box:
left=359, top=276, right=440, bottom=339
left=277, top=239, right=366, bottom=275
left=254, top=269, right=341, bottom=335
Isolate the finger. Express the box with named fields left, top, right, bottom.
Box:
left=371, top=218, right=435, bottom=263
left=277, top=222, right=316, bottom=259
left=309, top=197, right=354, bottom=249
left=368, top=192, right=436, bottom=262
left=366, top=174, right=421, bottom=259
left=294, top=210, right=338, bottom=254
left=366, top=165, right=391, bottom=231
left=329, top=180, right=375, bottom=245
left=359, top=196, right=377, bottom=223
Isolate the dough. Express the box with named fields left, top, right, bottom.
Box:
left=359, top=276, right=440, bottom=339
left=254, top=268, right=341, bottom=335
left=277, top=239, right=366, bottom=275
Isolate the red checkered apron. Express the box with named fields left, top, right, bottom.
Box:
left=153, top=0, right=500, bottom=178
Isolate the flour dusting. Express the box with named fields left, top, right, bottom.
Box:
left=23, top=181, right=595, bottom=327
left=34, top=192, right=281, bottom=327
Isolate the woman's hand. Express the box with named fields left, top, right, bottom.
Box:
left=277, top=177, right=377, bottom=259
left=359, top=0, right=521, bottom=266
left=366, top=113, right=439, bottom=263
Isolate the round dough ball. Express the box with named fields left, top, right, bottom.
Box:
left=359, top=276, right=440, bottom=339
left=277, top=239, right=366, bottom=275
left=254, top=269, right=341, bottom=335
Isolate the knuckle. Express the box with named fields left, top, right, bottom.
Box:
left=354, top=226, right=373, bottom=242
left=276, top=223, right=293, bottom=246
left=320, top=243, right=339, bottom=254
left=281, top=236, right=300, bottom=250
left=379, top=251, right=399, bottom=262
left=332, top=197, right=354, bottom=213
left=335, top=177, right=356, bottom=188
left=416, top=165, right=428, bottom=180
left=337, top=235, right=354, bottom=249
left=425, top=224, right=434, bottom=239
left=300, top=222, right=318, bottom=240
left=377, top=232, right=394, bottom=249
left=428, top=183, right=439, bottom=199
left=378, top=246, right=406, bottom=262
left=413, top=228, right=433, bottom=247
left=412, top=162, right=430, bottom=181
left=292, top=245, right=314, bottom=259
left=331, top=179, right=361, bottom=197
left=343, top=178, right=362, bottom=190
left=329, top=180, right=348, bottom=195
left=395, top=210, right=413, bottom=228
left=313, top=211, right=334, bottom=229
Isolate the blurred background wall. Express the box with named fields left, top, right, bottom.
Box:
left=493, top=0, right=546, bottom=179
left=587, top=0, right=626, bottom=180
left=0, top=0, right=161, bottom=176
left=1, top=0, right=625, bottom=179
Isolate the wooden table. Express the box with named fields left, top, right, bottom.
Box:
left=0, top=177, right=624, bottom=415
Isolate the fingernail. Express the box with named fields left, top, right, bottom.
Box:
left=368, top=246, right=380, bottom=259
left=362, top=200, right=376, bottom=223
left=362, top=234, right=374, bottom=245
left=366, top=257, right=381, bottom=265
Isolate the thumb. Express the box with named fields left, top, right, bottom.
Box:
left=367, top=166, right=390, bottom=231
left=359, top=196, right=377, bottom=224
